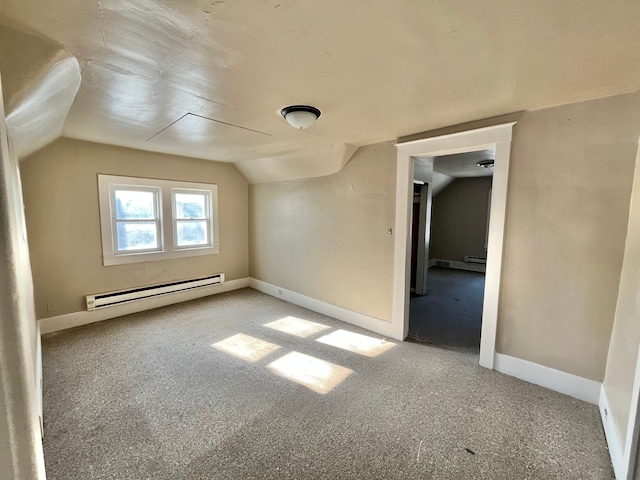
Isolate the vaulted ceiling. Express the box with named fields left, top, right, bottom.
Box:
left=1, top=1, right=639, bottom=182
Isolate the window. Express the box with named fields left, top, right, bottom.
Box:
left=112, top=187, right=161, bottom=253
left=173, top=190, right=210, bottom=248
left=98, top=175, right=219, bottom=266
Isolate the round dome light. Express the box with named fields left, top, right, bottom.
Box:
left=280, top=105, right=322, bottom=129
left=476, top=159, right=495, bottom=169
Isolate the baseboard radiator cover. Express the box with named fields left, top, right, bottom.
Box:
left=429, top=258, right=486, bottom=273
left=86, top=273, right=225, bottom=310
left=464, top=256, right=487, bottom=265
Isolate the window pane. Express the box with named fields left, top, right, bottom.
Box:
left=176, top=221, right=208, bottom=246
left=175, top=193, right=207, bottom=219
left=115, top=190, right=155, bottom=220
left=116, top=222, right=158, bottom=251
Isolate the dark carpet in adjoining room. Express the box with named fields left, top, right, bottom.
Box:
left=42, top=288, right=612, bottom=479
left=409, top=266, right=486, bottom=354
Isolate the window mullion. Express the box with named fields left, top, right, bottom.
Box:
left=161, top=187, right=173, bottom=252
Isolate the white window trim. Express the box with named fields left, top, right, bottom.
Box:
left=98, top=175, right=220, bottom=266
left=172, top=188, right=212, bottom=250
left=109, top=184, right=162, bottom=255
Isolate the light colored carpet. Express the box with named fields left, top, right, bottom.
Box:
left=42, top=288, right=613, bottom=479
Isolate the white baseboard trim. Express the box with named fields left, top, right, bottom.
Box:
left=35, top=322, right=43, bottom=439
left=39, top=278, right=249, bottom=334
left=248, top=277, right=402, bottom=340
left=494, top=353, right=600, bottom=405
left=429, top=258, right=486, bottom=273
left=600, top=385, right=626, bottom=479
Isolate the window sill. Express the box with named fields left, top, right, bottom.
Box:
left=103, top=246, right=219, bottom=266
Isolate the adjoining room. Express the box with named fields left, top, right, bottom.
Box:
left=409, top=150, right=494, bottom=355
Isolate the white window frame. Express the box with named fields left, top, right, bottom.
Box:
left=98, top=175, right=219, bottom=266
left=172, top=188, right=212, bottom=250
left=109, top=184, right=162, bottom=255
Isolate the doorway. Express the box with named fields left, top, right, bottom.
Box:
left=392, top=123, right=516, bottom=369
left=408, top=151, right=494, bottom=354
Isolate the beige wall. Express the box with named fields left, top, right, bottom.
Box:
left=250, top=92, right=640, bottom=382
left=603, top=144, right=640, bottom=441
left=497, top=92, right=640, bottom=381
left=20, top=138, right=248, bottom=319
left=429, top=176, right=492, bottom=262
left=249, top=142, right=396, bottom=321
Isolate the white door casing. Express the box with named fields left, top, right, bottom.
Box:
left=392, top=123, right=516, bottom=369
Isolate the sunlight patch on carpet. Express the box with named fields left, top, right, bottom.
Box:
left=212, top=333, right=281, bottom=362
left=263, top=316, right=331, bottom=338
left=316, top=330, right=396, bottom=357
left=267, top=351, right=352, bottom=394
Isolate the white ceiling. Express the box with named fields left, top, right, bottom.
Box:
left=414, top=150, right=493, bottom=196
left=433, top=150, right=495, bottom=178
left=1, top=1, right=639, bottom=182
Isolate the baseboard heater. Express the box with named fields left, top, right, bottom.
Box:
left=464, top=256, right=487, bottom=265
left=86, top=273, right=225, bottom=311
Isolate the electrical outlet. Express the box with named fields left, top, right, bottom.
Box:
left=46, top=302, right=55, bottom=313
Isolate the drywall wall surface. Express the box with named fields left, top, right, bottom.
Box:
left=20, top=138, right=248, bottom=318
left=249, top=142, right=396, bottom=321
left=603, top=144, right=640, bottom=441
left=0, top=79, right=46, bottom=478
left=496, top=91, right=640, bottom=381
left=429, top=176, right=492, bottom=261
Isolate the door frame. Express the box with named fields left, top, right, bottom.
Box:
left=392, top=123, right=516, bottom=369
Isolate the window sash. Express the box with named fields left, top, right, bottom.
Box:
left=109, top=185, right=162, bottom=255
left=115, top=220, right=161, bottom=254
left=172, top=188, right=213, bottom=249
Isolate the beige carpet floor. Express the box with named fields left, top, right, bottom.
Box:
left=42, top=288, right=613, bottom=479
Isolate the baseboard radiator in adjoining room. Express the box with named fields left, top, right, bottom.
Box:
left=86, top=274, right=225, bottom=310
left=429, top=258, right=486, bottom=273
left=463, top=256, right=487, bottom=265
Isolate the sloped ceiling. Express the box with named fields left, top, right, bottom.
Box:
left=1, top=1, right=640, bottom=182
left=0, top=25, right=80, bottom=159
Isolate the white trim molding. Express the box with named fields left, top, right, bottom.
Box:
left=604, top=338, right=640, bottom=480
left=494, top=353, right=601, bottom=405
left=249, top=278, right=401, bottom=340
left=600, top=385, right=626, bottom=479
left=36, top=322, right=43, bottom=439
left=39, top=277, right=249, bottom=334
left=394, top=122, right=516, bottom=368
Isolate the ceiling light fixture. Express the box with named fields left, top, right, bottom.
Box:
left=280, top=105, right=322, bottom=129
left=476, top=159, right=495, bottom=169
